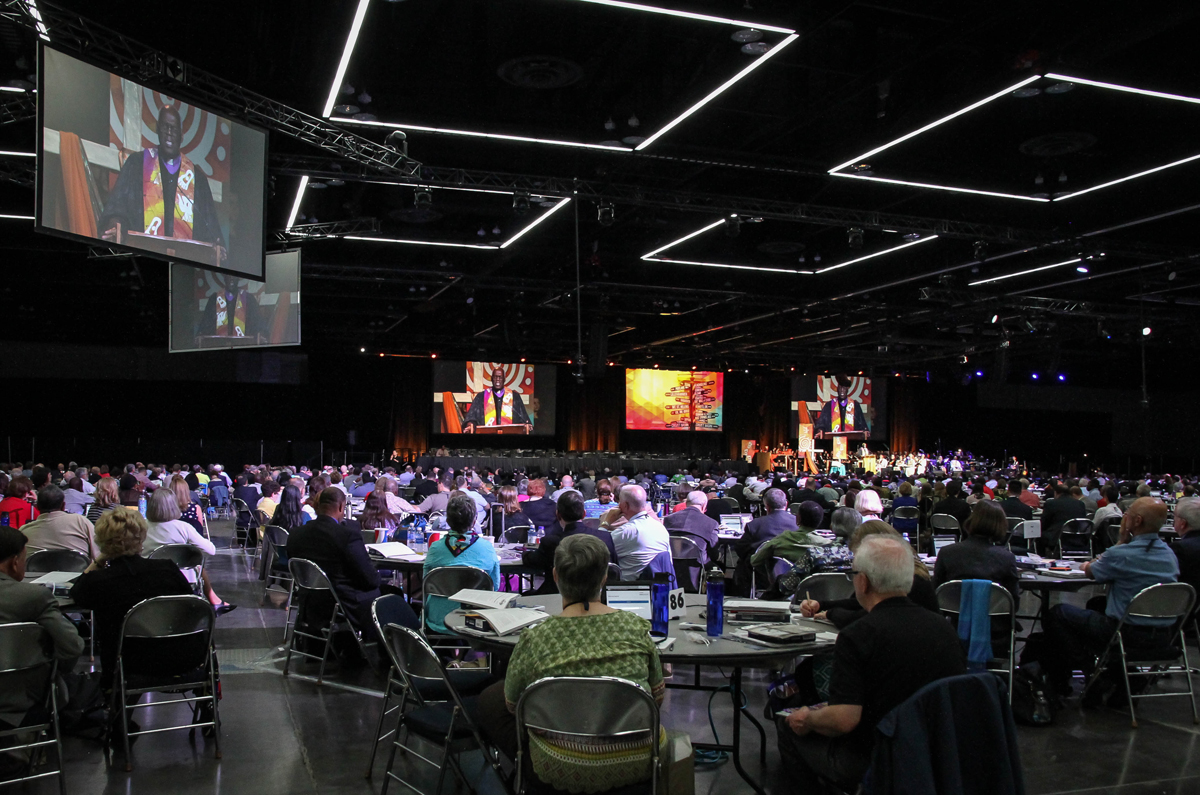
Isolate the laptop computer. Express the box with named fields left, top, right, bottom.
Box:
left=605, top=585, right=652, bottom=620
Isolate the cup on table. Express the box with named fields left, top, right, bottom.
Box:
left=428, top=532, right=442, bottom=545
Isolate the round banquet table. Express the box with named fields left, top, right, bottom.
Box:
left=444, top=592, right=837, bottom=794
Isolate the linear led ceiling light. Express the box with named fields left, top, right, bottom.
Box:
left=339, top=196, right=570, bottom=250
left=969, top=258, right=1082, bottom=287
left=813, top=235, right=939, bottom=274
left=0, top=213, right=34, bottom=220
left=831, top=72, right=1200, bottom=202
left=640, top=219, right=812, bottom=273
left=284, top=176, right=308, bottom=231
left=321, top=0, right=372, bottom=118
left=331, top=0, right=796, bottom=153
left=0, top=150, right=36, bottom=157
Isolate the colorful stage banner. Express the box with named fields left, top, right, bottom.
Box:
left=741, top=439, right=758, bottom=462
left=797, top=424, right=814, bottom=452
left=832, top=436, right=848, bottom=461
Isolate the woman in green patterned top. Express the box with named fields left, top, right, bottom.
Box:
left=478, top=534, right=665, bottom=794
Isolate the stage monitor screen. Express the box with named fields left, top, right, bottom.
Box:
left=433, top=361, right=556, bottom=435
left=625, top=369, right=724, bottom=431
left=37, top=46, right=267, bottom=278
left=169, top=250, right=300, bottom=352
left=792, top=375, right=887, bottom=440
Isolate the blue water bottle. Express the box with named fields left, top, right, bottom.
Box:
left=138, top=494, right=147, bottom=518
left=706, top=567, right=725, bottom=637
left=651, top=572, right=671, bottom=636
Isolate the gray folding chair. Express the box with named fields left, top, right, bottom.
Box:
left=793, top=572, right=855, bottom=606
left=668, top=535, right=704, bottom=593
left=935, top=580, right=1017, bottom=703
left=890, top=506, right=922, bottom=550
left=1083, top=582, right=1197, bottom=728
left=231, top=497, right=255, bottom=551
left=0, top=623, right=66, bottom=794
left=283, top=558, right=376, bottom=683
left=930, top=513, right=961, bottom=541
left=503, top=525, right=533, bottom=545
left=1059, top=517, right=1096, bottom=560
left=108, top=595, right=219, bottom=771
left=379, top=624, right=495, bottom=795
left=147, top=544, right=206, bottom=595
left=261, top=525, right=293, bottom=602
left=24, top=549, right=90, bottom=573
left=515, top=676, right=661, bottom=795
left=422, top=565, right=495, bottom=647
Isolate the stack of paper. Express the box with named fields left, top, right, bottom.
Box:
left=450, top=589, right=519, bottom=610
left=30, top=571, right=82, bottom=587
left=461, top=608, right=547, bottom=636
left=366, top=542, right=418, bottom=559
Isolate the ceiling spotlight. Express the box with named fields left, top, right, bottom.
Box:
left=1012, top=86, right=1042, bottom=98
left=414, top=188, right=433, bottom=209
left=1169, top=271, right=1178, bottom=281
left=741, top=41, right=771, bottom=55
left=1143, top=326, right=1152, bottom=336
left=360, top=347, right=366, bottom=353
left=1045, top=81, right=1074, bottom=94
left=1031, top=373, right=1039, bottom=380
left=357, top=90, right=372, bottom=104
left=902, top=233, right=921, bottom=242
left=597, top=203, right=615, bottom=227
left=512, top=192, right=530, bottom=216
left=1076, top=265, right=1089, bottom=273
left=492, top=225, right=502, bottom=235
left=990, top=314, right=999, bottom=324
left=731, top=28, right=763, bottom=43
left=1057, top=374, right=1066, bottom=382
left=724, top=214, right=741, bottom=238
left=334, top=104, right=360, bottom=115
left=847, top=227, right=864, bottom=249
left=384, top=129, right=408, bottom=157
left=627, top=114, right=640, bottom=128
left=975, top=370, right=983, bottom=377
left=477, top=227, right=487, bottom=237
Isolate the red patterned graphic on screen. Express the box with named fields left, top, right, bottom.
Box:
left=465, top=362, right=534, bottom=399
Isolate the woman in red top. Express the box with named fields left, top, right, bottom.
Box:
left=0, top=476, right=39, bottom=528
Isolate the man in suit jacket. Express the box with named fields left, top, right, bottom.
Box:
left=522, top=492, right=618, bottom=593
left=288, top=488, right=413, bottom=638
left=0, top=526, right=85, bottom=726
left=1000, top=479, right=1034, bottom=521
left=664, top=491, right=720, bottom=565
left=733, top=488, right=797, bottom=593
left=1040, top=483, right=1087, bottom=555
left=935, top=480, right=972, bottom=529
left=794, top=478, right=833, bottom=513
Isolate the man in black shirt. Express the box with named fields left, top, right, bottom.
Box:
left=777, top=535, right=965, bottom=790
left=413, top=471, right=440, bottom=501
left=1171, top=498, right=1200, bottom=597
left=522, top=492, right=618, bottom=593
left=934, top=479, right=971, bottom=529
left=1040, top=483, right=1087, bottom=556
left=1000, top=479, right=1034, bottom=521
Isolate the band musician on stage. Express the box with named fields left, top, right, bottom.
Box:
left=462, top=367, right=533, bottom=434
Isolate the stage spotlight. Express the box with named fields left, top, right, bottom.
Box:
left=1143, top=326, right=1152, bottom=336
left=513, top=192, right=530, bottom=216
left=990, top=314, right=998, bottom=324
left=847, top=227, right=864, bottom=249
left=1031, top=373, right=1039, bottom=380
left=414, top=188, right=432, bottom=209
left=975, top=370, right=983, bottom=377
left=1076, top=265, right=1089, bottom=273
left=598, top=203, right=615, bottom=226
left=1057, top=374, right=1066, bottom=382
left=384, top=129, right=408, bottom=157
left=724, top=214, right=741, bottom=237
left=360, top=347, right=366, bottom=352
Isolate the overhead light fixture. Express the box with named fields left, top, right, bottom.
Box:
left=814, top=235, right=938, bottom=274
left=741, top=42, right=771, bottom=55
left=731, top=28, right=763, bottom=43
left=0, top=86, right=30, bottom=93
left=829, top=171, right=1050, bottom=202
left=414, top=187, right=433, bottom=209
left=491, top=225, right=502, bottom=235
left=990, top=314, right=999, bottom=323
left=968, top=257, right=1082, bottom=286
left=0, top=213, right=34, bottom=220
left=1076, top=265, right=1090, bottom=273
left=345, top=236, right=498, bottom=250
left=285, top=176, right=309, bottom=230
left=1143, top=326, right=1152, bottom=336
left=847, top=227, right=864, bottom=249
left=724, top=214, right=741, bottom=237
left=1057, top=374, right=1066, bottom=382
left=0, top=150, right=35, bottom=157
left=597, top=202, right=615, bottom=227
left=644, top=256, right=813, bottom=274
left=1031, top=373, right=1039, bottom=380
left=334, top=117, right=632, bottom=152
left=572, top=0, right=794, bottom=34
left=25, top=0, right=49, bottom=41
left=321, top=0, right=372, bottom=118
left=512, top=192, right=530, bottom=216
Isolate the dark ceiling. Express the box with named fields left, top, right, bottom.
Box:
left=2, top=0, right=1200, bottom=387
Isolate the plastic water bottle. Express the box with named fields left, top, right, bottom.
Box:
left=706, top=567, right=725, bottom=637
left=0, top=512, right=8, bottom=527
left=406, top=527, right=416, bottom=551
left=650, top=572, right=671, bottom=637
left=138, top=494, right=147, bottom=517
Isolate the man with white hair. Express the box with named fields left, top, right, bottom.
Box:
left=663, top=490, right=720, bottom=564
left=605, top=484, right=670, bottom=580
left=777, top=535, right=965, bottom=790
left=550, top=474, right=580, bottom=502
left=1171, top=497, right=1200, bottom=600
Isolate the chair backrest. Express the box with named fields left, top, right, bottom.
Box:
left=668, top=535, right=703, bottom=560
left=1006, top=516, right=1024, bottom=532
left=1061, top=517, right=1094, bottom=536
left=147, top=543, right=206, bottom=569
left=263, top=525, right=290, bottom=551
left=422, top=565, right=494, bottom=598
left=1100, top=515, right=1122, bottom=547
left=25, top=548, right=91, bottom=573
left=0, top=622, right=54, bottom=675
left=936, top=580, right=1016, bottom=617
left=504, top=525, right=532, bottom=544
left=794, top=572, right=855, bottom=604
left=931, top=514, right=961, bottom=531
left=891, top=506, right=920, bottom=521
left=116, top=595, right=214, bottom=670
left=721, top=497, right=742, bottom=514
left=1124, top=582, right=1196, bottom=623
left=607, top=562, right=622, bottom=584
left=381, top=622, right=468, bottom=699
left=288, top=558, right=335, bottom=591
left=768, top=557, right=795, bottom=589
left=638, top=549, right=675, bottom=580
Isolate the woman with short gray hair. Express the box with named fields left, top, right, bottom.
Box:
left=477, top=533, right=665, bottom=794
left=830, top=507, right=864, bottom=540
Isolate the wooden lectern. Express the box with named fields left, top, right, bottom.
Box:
left=472, top=425, right=530, bottom=435
left=124, top=228, right=222, bottom=268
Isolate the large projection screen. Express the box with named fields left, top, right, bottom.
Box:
left=432, top=361, right=557, bottom=435
left=170, top=250, right=300, bottom=352
left=37, top=45, right=267, bottom=279
left=626, top=369, right=724, bottom=431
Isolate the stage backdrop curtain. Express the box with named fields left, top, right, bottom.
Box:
left=889, top=377, right=919, bottom=453
left=390, top=358, right=433, bottom=456
left=560, top=367, right=622, bottom=451
left=723, top=372, right=790, bottom=459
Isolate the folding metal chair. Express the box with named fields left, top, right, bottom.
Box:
left=515, top=676, right=661, bottom=795
left=0, top=623, right=67, bottom=794
left=930, top=513, right=962, bottom=541
left=668, top=535, right=704, bottom=593
left=146, top=544, right=206, bottom=596
left=421, top=566, right=495, bottom=648
left=503, top=525, right=533, bottom=545
left=935, top=580, right=1017, bottom=703
left=379, top=624, right=495, bottom=795
left=107, top=595, right=219, bottom=771
left=261, top=525, right=294, bottom=603
left=1059, top=517, right=1096, bottom=560
left=283, top=558, right=377, bottom=683
left=231, top=497, right=255, bottom=551
left=1083, top=582, right=1198, bottom=727
left=792, top=572, right=855, bottom=606
left=24, top=549, right=90, bottom=573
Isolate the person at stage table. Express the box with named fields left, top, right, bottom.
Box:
left=816, top=379, right=870, bottom=439
left=463, top=367, right=533, bottom=433
left=99, top=105, right=226, bottom=262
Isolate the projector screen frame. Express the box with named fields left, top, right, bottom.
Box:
left=35, top=41, right=270, bottom=282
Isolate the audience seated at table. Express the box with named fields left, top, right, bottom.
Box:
left=999, top=478, right=1035, bottom=521
left=359, top=491, right=398, bottom=543
left=663, top=490, right=720, bottom=564
left=84, top=476, right=120, bottom=524
left=521, top=478, right=559, bottom=530
left=733, top=488, right=796, bottom=593
left=398, top=474, right=452, bottom=516
left=1038, top=497, right=1178, bottom=703
left=932, top=500, right=1020, bottom=602
left=582, top=478, right=618, bottom=515
left=373, top=475, right=408, bottom=516
left=20, top=484, right=100, bottom=561
left=0, top=525, right=85, bottom=729
left=479, top=534, right=665, bottom=795
left=1171, top=497, right=1200, bottom=597
left=68, top=510, right=195, bottom=689
left=422, top=493, right=500, bottom=633
left=522, top=492, right=618, bottom=593
left=0, top=475, right=38, bottom=528
left=776, top=535, right=966, bottom=792
left=494, top=485, right=533, bottom=539
left=750, top=500, right=829, bottom=583
left=603, top=484, right=670, bottom=581
left=797, top=521, right=940, bottom=628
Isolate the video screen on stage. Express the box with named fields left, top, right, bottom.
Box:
left=169, top=250, right=301, bottom=353
left=37, top=46, right=267, bottom=279
left=792, top=375, right=887, bottom=440
left=432, top=361, right=556, bottom=435
left=626, top=369, right=724, bottom=431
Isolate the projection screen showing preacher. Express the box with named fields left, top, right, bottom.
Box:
left=432, top=361, right=557, bottom=435
left=37, top=46, right=267, bottom=278
left=169, top=250, right=301, bottom=352
left=625, top=369, right=724, bottom=431
left=791, top=375, right=887, bottom=440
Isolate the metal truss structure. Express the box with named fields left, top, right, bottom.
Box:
left=0, top=91, right=35, bottom=125
left=274, top=217, right=380, bottom=242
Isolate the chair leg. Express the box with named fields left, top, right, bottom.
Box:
left=1182, top=637, right=1199, bottom=725
left=1117, top=636, right=1138, bottom=728
left=211, top=651, right=223, bottom=759
left=381, top=718, right=403, bottom=795
left=366, top=683, right=393, bottom=777
left=119, top=671, right=133, bottom=771
left=49, top=670, right=67, bottom=795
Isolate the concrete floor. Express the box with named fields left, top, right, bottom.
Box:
left=11, top=519, right=1200, bottom=794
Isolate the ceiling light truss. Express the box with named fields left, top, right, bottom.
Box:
left=275, top=216, right=380, bottom=241
left=0, top=91, right=36, bottom=125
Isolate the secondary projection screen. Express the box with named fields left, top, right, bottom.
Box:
left=792, top=375, right=887, bottom=440
left=169, top=250, right=301, bottom=352
left=37, top=46, right=267, bottom=278
left=432, top=361, right=556, bottom=435
left=626, top=369, right=724, bottom=431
